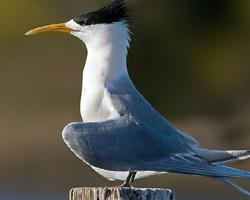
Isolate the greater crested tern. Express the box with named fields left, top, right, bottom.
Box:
left=26, top=0, right=250, bottom=196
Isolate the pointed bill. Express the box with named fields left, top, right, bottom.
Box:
left=25, top=23, right=73, bottom=36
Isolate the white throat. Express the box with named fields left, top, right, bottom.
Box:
left=67, top=21, right=131, bottom=122
left=83, top=22, right=130, bottom=83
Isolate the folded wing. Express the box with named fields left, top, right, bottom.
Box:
left=62, top=116, right=250, bottom=196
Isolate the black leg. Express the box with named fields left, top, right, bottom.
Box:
left=122, top=172, right=133, bottom=187
left=130, top=172, right=137, bottom=184
left=121, top=172, right=137, bottom=187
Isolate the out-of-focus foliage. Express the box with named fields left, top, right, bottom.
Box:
left=0, top=1, right=249, bottom=200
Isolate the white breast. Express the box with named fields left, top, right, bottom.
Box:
left=91, top=166, right=165, bottom=181
left=81, top=86, right=119, bottom=122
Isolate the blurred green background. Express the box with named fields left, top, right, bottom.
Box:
left=0, top=0, right=249, bottom=199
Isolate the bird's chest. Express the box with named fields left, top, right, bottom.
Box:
left=80, top=85, right=119, bottom=122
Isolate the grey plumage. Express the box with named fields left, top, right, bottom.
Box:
left=63, top=77, right=250, bottom=196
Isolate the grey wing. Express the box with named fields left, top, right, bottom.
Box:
left=62, top=116, right=250, bottom=177
left=62, top=116, right=250, bottom=196
left=107, top=79, right=198, bottom=149
left=62, top=116, right=198, bottom=170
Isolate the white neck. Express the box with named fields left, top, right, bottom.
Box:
left=83, top=23, right=130, bottom=83
left=78, top=22, right=131, bottom=121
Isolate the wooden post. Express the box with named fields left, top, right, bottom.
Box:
left=70, top=187, right=175, bottom=200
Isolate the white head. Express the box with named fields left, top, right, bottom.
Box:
left=26, top=0, right=131, bottom=54
left=66, top=20, right=130, bottom=54
left=26, top=0, right=131, bottom=80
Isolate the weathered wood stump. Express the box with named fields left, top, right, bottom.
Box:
left=70, top=187, right=175, bottom=200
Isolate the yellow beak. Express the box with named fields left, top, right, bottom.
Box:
left=25, top=23, right=73, bottom=36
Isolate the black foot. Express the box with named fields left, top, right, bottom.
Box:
left=121, top=183, right=132, bottom=188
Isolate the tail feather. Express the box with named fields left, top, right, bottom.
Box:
left=213, top=165, right=250, bottom=179
left=135, top=152, right=250, bottom=195
left=143, top=155, right=250, bottom=179
left=197, top=149, right=250, bottom=164
left=218, top=177, right=250, bottom=196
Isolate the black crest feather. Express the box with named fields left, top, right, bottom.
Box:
left=74, top=0, right=130, bottom=26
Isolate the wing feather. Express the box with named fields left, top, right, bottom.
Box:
left=63, top=116, right=250, bottom=178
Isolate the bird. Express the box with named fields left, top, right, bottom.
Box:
left=26, top=0, right=250, bottom=196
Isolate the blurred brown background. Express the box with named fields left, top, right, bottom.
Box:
left=0, top=0, right=249, bottom=199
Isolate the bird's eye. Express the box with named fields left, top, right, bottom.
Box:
left=73, top=15, right=88, bottom=26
